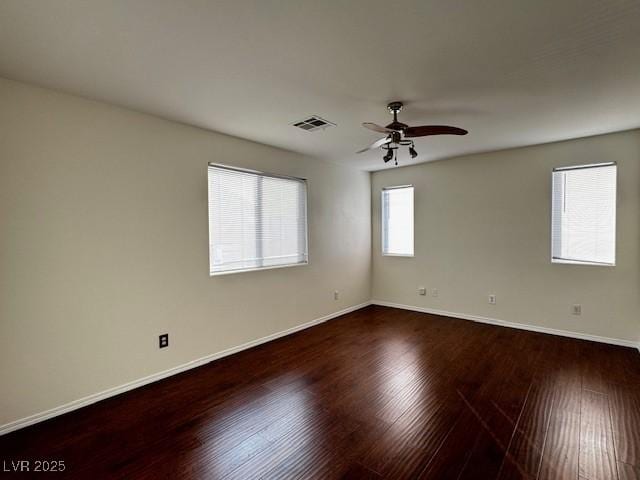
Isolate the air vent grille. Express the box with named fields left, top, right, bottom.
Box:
left=292, top=115, right=335, bottom=132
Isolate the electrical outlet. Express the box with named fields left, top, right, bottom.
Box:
left=431, top=288, right=438, bottom=297
left=159, top=333, right=169, bottom=348
left=334, top=290, right=339, bottom=300
left=418, top=287, right=427, bottom=296
left=572, top=304, right=582, bottom=315
left=489, top=294, right=496, bottom=305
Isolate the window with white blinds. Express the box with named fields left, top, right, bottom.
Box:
left=551, top=163, right=616, bottom=266
left=382, top=186, right=414, bottom=256
left=208, top=164, right=308, bottom=275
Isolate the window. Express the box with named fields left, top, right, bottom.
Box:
left=208, top=164, right=308, bottom=275
left=382, top=186, right=414, bottom=256
left=551, top=162, right=616, bottom=266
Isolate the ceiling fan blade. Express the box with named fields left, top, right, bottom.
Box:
left=403, top=125, right=468, bottom=138
left=362, top=122, right=393, bottom=134
left=356, top=136, right=391, bottom=153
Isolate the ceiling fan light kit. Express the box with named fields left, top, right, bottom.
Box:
left=358, top=102, right=468, bottom=166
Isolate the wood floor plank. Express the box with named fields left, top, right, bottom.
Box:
left=618, top=462, right=640, bottom=480
left=495, top=377, right=555, bottom=480
left=497, top=335, right=570, bottom=480
left=538, top=409, right=581, bottom=480
left=338, top=462, right=383, bottom=480
left=456, top=330, right=541, bottom=480
left=0, top=305, right=638, bottom=479
left=609, top=383, right=640, bottom=469
left=537, top=338, right=583, bottom=480
left=417, top=407, right=484, bottom=479
left=579, top=389, right=619, bottom=480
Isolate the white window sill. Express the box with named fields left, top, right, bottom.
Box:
left=551, top=258, right=615, bottom=267
left=210, top=261, right=309, bottom=276
left=382, top=253, right=414, bottom=257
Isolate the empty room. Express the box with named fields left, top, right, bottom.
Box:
left=1, top=1, right=639, bottom=479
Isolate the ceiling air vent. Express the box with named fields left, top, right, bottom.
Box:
left=292, top=115, right=336, bottom=132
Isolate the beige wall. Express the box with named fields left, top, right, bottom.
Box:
left=372, top=130, right=640, bottom=344
left=0, top=78, right=371, bottom=427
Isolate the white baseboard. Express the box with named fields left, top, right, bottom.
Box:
left=372, top=300, right=640, bottom=350
left=2, top=299, right=637, bottom=436
left=0, top=301, right=371, bottom=436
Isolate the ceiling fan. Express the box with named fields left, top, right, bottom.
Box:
left=357, top=102, right=468, bottom=165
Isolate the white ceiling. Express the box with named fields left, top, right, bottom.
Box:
left=1, top=0, right=639, bottom=171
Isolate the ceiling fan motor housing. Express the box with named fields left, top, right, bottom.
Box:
left=387, top=101, right=404, bottom=114
left=386, top=101, right=408, bottom=131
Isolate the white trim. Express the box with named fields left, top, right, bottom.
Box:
left=208, top=163, right=308, bottom=182
left=551, top=258, right=615, bottom=267
left=0, top=301, right=371, bottom=436
left=553, top=161, right=616, bottom=172
left=210, top=260, right=309, bottom=276
left=382, top=185, right=414, bottom=190
left=371, top=300, right=640, bottom=349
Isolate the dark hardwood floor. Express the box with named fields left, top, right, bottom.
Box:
left=2, top=305, right=639, bottom=479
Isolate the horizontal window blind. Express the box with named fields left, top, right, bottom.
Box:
left=382, top=186, right=414, bottom=256
left=208, top=165, right=308, bottom=275
left=551, top=163, right=616, bottom=265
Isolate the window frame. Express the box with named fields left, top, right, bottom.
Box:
left=381, top=185, right=415, bottom=257
left=208, top=163, right=309, bottom=276
left=550, top=162, right=617, bottom=267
